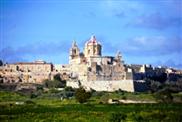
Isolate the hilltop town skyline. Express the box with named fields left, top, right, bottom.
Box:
left=0, top=0, right=182, bottom=69
left=1, top=34, right=182, bottom=69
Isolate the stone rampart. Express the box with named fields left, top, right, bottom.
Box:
left=67, top=80, right=135, bottom=92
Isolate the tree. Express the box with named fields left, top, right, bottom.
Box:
left=75, top=87, right=91, bottom=103
left=64, top=86, right=74, bottom=92
left=53, top=73, right=66, bottom=88
left=43, top=73, right=66, bottom=88
left=54, top=73, right=62, bottom=81
left=0, top=60, right=3, bottom=66
left=43, top=79, right=65, bottom=88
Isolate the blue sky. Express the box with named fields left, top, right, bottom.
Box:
left=0, top=0, right=182, bottom=68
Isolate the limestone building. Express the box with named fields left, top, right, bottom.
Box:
left=1, top=60, right=53, bottom=83
left=68, top=35, right=132, bottom=81
left=67, top=35, right=135, bottom=92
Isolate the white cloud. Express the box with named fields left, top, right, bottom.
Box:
left=117, top=35, right=182, bottom=57
left=127, top=12, right=182, bottom=30
left=98, top=0, right=142, bottom=17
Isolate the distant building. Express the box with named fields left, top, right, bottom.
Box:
left=1, top=60, right=53, bottom=83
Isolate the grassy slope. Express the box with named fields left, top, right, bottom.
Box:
left=0, top=91, right=182, bottom=122
left=1, top=103, right=181, bottom=122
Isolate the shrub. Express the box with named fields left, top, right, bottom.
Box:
left=122, top=96, right=126, bottom=100
left=49, top=88, right=60, bottom=93
left=64, top=86, right=74, bottom=92
left=43, top=79, right=66, bottom=88
left=133, top=115, right=144, bottom=122
left=75, top=87, right=91, bottom=103
left=54, top=73, right=66, bottom=87
left=154, top=89, right=173, bottom=103
left=93, top=91, right=105, bottom=97
left=109, top=112, right=127, bottom=122
left=30, top=93, right=38, bottom=99
left=100, top=93, right=109, bottom=104
left=36, top=85, right=43, bottom=91
left=53, top=73, right=62, bottom=81
left=115, top=89, right=125, bottom=95
left=25, top=100, right=35, bottom=105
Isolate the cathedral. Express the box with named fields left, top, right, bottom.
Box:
left=68, top=35, right=132, bottom=82
left=66, top=35, right=135, bottom=92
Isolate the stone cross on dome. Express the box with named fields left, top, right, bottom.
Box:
left=90, top=35, right=97, bottom=43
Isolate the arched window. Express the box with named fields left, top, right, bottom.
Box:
left=73, top=49, right=76, bottom=54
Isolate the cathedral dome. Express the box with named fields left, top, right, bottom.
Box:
left=84, top=35, right=102, bottom=57
left=86, top=35, right=101, bottom=45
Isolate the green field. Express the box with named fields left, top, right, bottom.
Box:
left=0, top=91, right=182, bottom=122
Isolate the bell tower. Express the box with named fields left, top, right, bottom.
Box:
left=69, top=41, right=80, bottom=61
